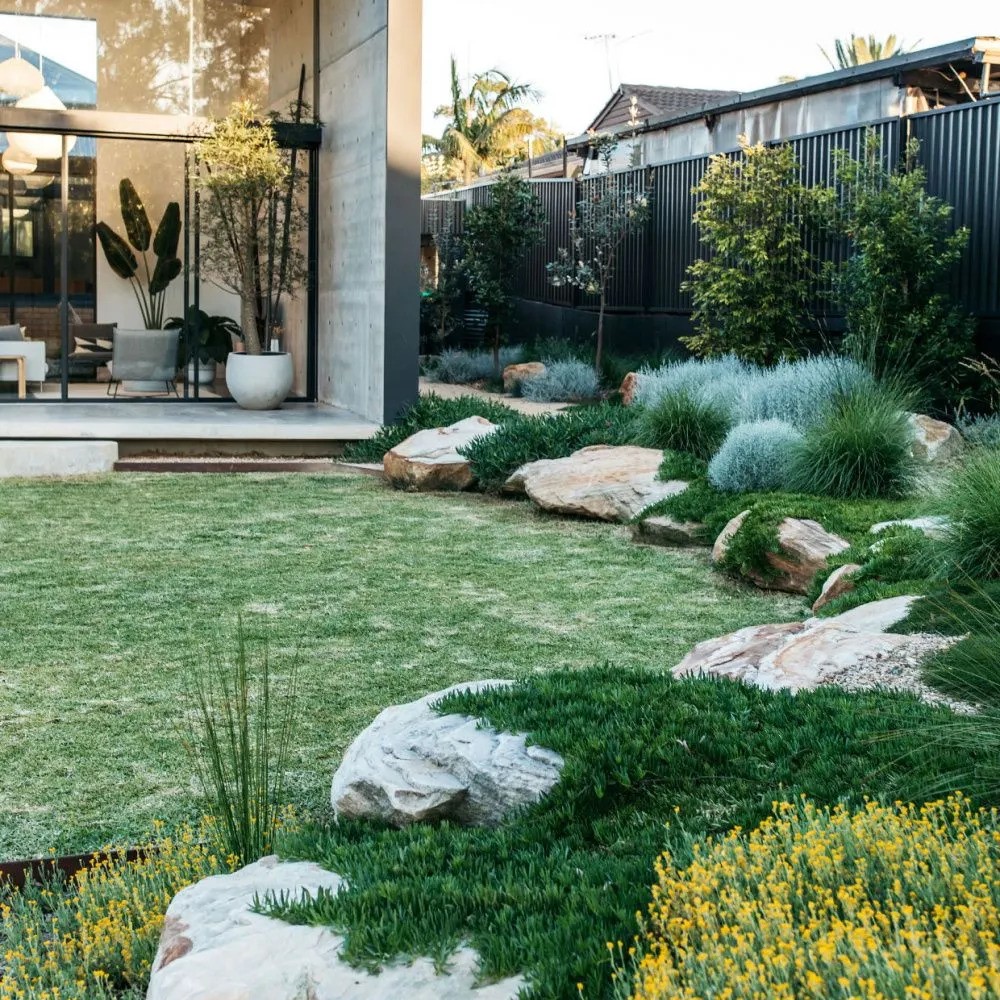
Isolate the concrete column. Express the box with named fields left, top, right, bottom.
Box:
left=316, top=0, right=421, bottom=423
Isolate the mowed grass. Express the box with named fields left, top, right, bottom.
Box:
left=0, top=473, right=801, bottom=860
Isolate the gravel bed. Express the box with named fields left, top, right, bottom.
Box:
left=820, top=633, right=978, bottom=714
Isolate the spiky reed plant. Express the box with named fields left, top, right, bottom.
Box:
left=938, top=447, right=1000, bottom=580
left=185, top=627, right=299, bottom=866
left=635, top=390, right=731, bottom=461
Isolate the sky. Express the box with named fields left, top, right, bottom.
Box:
left=422, top=1, right=994, bottom=138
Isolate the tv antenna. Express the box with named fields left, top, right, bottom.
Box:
left=584, top=30, right=653, bottom=93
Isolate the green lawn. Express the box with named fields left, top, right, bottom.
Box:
left=0, top=473, right=801, bottom=860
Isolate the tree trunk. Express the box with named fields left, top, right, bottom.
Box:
left=595, top=291, right=606, bottom=376
left=241, top=283, right=263, bottom=356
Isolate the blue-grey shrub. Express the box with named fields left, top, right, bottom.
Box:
left=741, top=356, right=875, bottom=429
left=708, top=419, right=804, bottom=493
left=425, top=346, right=526, bottom=384
left=634, top=354, right=875, bottom=430
left=521, top=359, right=601, bottom=402
left=957, top=413, right=1000, bottom=449
left=633, top=356, right=757, bottom=415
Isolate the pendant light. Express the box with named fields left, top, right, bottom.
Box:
left=0, top=42, right=44, bottom=100
left=11, top=86, right=77, bottom=161
left=2, top=145, right=36, bottom=176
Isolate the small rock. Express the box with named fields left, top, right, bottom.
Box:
left=503, top=362, right=546, bottom=394
left=870, top=516, right=950, bottom=541
left=632, top=515, right=707, bottom=547
left=148, top=856, right=524, bottom=1000
left=508, top=446, right=688, bottom=522
left=384, top=417, right=498, bottom=492
left=619, top=372, right=639, bottom=406
left=812, top=563, right=863, bottom=613
left=908, top=413, right=963, bottom=465
left=713, top=513, right=851, bottom=595
left=331, top=681, right=564, bottom=827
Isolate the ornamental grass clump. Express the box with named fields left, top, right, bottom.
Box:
left=425, top=346, right=526, bottom=384
left=787, top=383, right=917, bottom=499
left=708, top=419, right=802, bottom=493
left=938, top=447, right=1000, bottom=579
left=520, top=359, right=601, bottom=402
left=635, top=391, right=731, bottom=461
left=621, top=794, right=1000, bottom=1000
left=0, top=819, right=230, bottom=1000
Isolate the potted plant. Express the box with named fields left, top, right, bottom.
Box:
left=194, top=100, right=309, bottom=409
left=166, top=307, right=242, bottom=386
left=96, top=179, right=183, bottom=391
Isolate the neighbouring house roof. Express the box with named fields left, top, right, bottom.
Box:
left=588, top=84, right=738, bottom=133
left=571, top=36, right=1000, bottom=149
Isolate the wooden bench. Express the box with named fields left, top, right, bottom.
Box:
left=0, top=354, right=26, bottom=399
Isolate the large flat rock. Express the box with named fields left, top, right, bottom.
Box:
left=672, top=596, right=937, bottom=693
left=0, top=440, right=117, bottom=478
left=332, top=681, right=564, bottom=827
left=147, top=856, right=523, bottom=1000
left=506, top=445, right=687, bottom=522
left=384, top=417, right=499, bottom=491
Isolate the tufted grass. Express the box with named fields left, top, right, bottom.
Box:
left=0, top=473, right=802, bottom=861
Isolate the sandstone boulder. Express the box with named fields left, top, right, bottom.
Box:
left=632, top=515, right=708, bottom=547
left=713, top=513, right=851, bottom=594
left=147, top=855, right=523, bottom=1000
left=812, top=563, right=863, bottom=613
left=673, top=596, right=935, bottom=693
left=908, top=414, right=963, bottom=465
left=384, top=417, right=498, bottom=491
left=619, top=372, right=639, bottom=406
left=503, top=362, right=546, bottom=393
left=331, top=681, right=564, bottom=827
left=506, top=446, right=687, bottom=522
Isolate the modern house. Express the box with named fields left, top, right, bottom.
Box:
left=0, top=1, right=422, bottom=454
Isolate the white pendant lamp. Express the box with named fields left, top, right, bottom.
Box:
left=22, top=171, right=54, bottom=190
left=2, top=145, right=36, bottom=176
left=0, top=42, right=44, bottom=100
left=11, top=86, right=76, bottom=161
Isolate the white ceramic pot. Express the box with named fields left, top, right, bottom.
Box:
left=187, top=360, right=217, bottom=386
left=225, top=352, right=293, bottom=410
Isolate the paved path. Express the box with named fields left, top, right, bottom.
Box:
left=419, top=377, right=568, bottom=416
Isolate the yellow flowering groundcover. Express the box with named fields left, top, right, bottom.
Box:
left=625, top=794, right=1000, bottom=1000
left=0, top=821, right=229, bottom=1000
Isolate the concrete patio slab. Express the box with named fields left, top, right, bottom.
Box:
left=0, top=440, right=118, bottom=478
left=0, top=402, right=380, bottom=448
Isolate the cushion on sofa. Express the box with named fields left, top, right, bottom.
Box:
left=0, top=324, right=24, bottom=341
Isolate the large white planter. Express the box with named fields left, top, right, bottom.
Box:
left=225, top=352, right=293, bottom=410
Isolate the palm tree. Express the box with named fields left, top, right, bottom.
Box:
left=821, top=34, right=908, bottom=70
left=426, top=57, right=542, bottom=186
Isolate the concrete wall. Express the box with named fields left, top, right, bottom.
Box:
left=315, top=0, right=421, bottom=422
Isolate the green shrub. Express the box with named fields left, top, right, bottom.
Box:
left=707, top=420, right=802, bottom=493
left=787, top=385, right=916, bottom=499
left=460, top=404, right=637, bottom=492
left=635, top=391, right=731, bottom=460
left=957, top=412, right=1000, bottom=450
left=899, top=583, right=1000, bottom=636
left=342, top=393, right=518, bottom=463
left=938, top=447, right=1000, bottom=579
left=682, top=138, right=830, bottom=363
left=658, top=450, right=707, bottom=482
left=834, top=134, right=973, bottom=408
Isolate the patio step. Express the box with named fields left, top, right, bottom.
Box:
left=0, top=440, right=118, bottom=478
left=114, top=459, right=384, bottom=476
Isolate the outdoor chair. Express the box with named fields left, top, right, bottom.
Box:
left=107, top=329, right=180, bottom=397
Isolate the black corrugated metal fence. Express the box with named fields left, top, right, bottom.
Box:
left=423, top=99, right=1000, bottom=328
